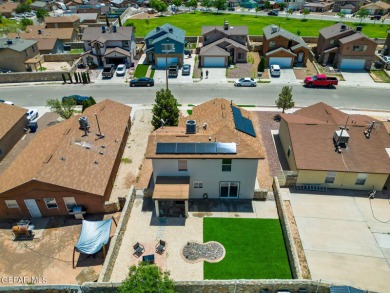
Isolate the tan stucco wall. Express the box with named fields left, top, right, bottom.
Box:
left=297, top=170, right=389, bottom=190
left=0, top=44, right=39, bottom=72
left=278, top=119, right=297, bottom=170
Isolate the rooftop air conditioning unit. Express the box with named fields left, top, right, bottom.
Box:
left=186, top=120, right=196, bottom=134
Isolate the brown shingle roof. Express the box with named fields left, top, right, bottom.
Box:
left=35, top=38, right=57, bottom=51
left=146, top=99, right=265, bottom=159
left=44, top=15, right=80, bottom=24
left=0, top=2, right=18, bottom=13
left=319, top=23, right=354, bottom=39
left=0, top=104, right=26, bottom=141
left=8, top=25, right=75, bottom=41
left=362, top=1, right=390, bottom=9
left=202, top=25, right=248, bottom=37
left=281, top=103, right=390, bottom=174
left=339, top=33, right=376, bottom=45
left=200, top=37, right=248, bottom=56
left=0, top=100, right=131, bottom=195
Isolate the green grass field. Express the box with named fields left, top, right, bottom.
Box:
left=134, top=64, right=149, bottom=78
left=126, top=12, right=389, bottom=38
left=203, top=218, right=292, bottom=280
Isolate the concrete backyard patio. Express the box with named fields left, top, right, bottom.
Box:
left=110, top=197, right=279, bottom=282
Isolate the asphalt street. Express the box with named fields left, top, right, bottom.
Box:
left=1, top=83, right=389, bottom=110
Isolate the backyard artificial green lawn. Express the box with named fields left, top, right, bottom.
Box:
left=125, top=12, right=389, bottom=38
left=203, top=218, right=292, bottom=280
left=134, top=64, right=149, bottom=78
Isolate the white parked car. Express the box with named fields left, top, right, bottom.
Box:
left=0, top=99, right=14, bottom=105
left=383, top=56, right=390, bottom=63
left=270, top=64, right=281, bottom=77
left=234, top=77, right=257, bottom=87
left=26, top=109, right=38, bottom=121
left=116, top=64, right=127, bottom=76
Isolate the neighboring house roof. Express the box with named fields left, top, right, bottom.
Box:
left=8, top=25, right=75, bottom=41
left=200, top=37, right=248, bottom=56
left=145, top=23, right=185, bottom=44
left=74, top=13, right=98, bottom=22
left=265, top=47, right=297, bottom=56
left=44, top=15, right=80, bottom=24
left=35, top=38, right=58, bottom=51
left=146, top=98, right=265, bottom=160
left=319, top=22, right=354, bottom=39
left=340, top=4, right=357, bottom=8
left=0, top=100, right=132, bottom=196
left=202, top=25, right=248, bottom=37
left=81, top=26, right=133, bottom=42
left=280, top=102, right=390, bottom=174
left=31, top=1, right=48, bottom=8
left=0, top=103, right=26, bottom=141
left=0, top=38, right=37, bottom=52
left=104, top=47, right=131, bottom=56
left=0, top=2, right=18, bottom=14
left=110, top=0, right=124, bottom=4
left=304, top=2, right=332, bottom=8
left=263, top=25, right=307, bottom=47
left=338, top=32, right=377, bottom=45
left=362, top=1, right=390, bottom=9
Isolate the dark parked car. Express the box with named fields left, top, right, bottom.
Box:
left=268, top=10, right=278, bottom=16
left=182, top=64, right=191, bottom=75
left=228, top=6, right=235, bottom=11
left=62, top=95, right=91, bottom=105
left=130, top=77, right=154, bottom=87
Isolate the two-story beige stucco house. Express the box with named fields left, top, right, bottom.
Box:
left=262, top=24, right=311, bottom=68
left=199, top=21, right=248, bottom=68
left=0, top=38, right=39, bottom=72
left=81, top=25, right=136, bottom=67
left=278, top=102, right=390, bottom=191
left=316, top=23, right=377, bottom=70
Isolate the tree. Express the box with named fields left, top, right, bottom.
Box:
left=286, top=8, right=293, bottom=19
left=145, top=19, right=150, bottom=28
left=258, top=56, right=266, bottom=72
left=264, top=1, right=271, bottom=10
left=36, top=9, right=49, bottom=22
left=150, top=0, right=168, bottom=13
left=356, top=8, right=369, bottom=24
left=15, top=3, right=31, bottom=13
left=151, top=89, right=179, bottom=130
left=185, top=0, right=198, bottom=12
left=118, top=263, right=176, bottom=293
left=82, top=97, right=96, bottom=111
left=213, top=0, right=226, bottom=11
left=255, top=7, right=260, bottom=17
left=20, top=18, right=33, bottom=30
left=279, top=2, right=286, bottom=11
left=201, top=0, right=212, bottom=8
left=46, top=99, right=76, bottom=119
left=275, top=86, right=294, bottom=113
left=118, top=16, right=122, bottom=27
left=172, top=0, right=182, bottom=7
left=302, top=8, right=310, bottom=19
left=337, top=11, right=346, bottom=22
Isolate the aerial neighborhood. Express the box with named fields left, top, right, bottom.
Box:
left=0, top=0, right=390, bottom=292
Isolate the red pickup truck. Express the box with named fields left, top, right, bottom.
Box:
left=304, top=74, right=338, bottom=88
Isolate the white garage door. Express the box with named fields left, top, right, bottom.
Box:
left=340, top=59, right=366, bottom=70
left=269, top=57, right=292, bottom=68
left=204, top=57, right=225, bottom=67
left=156, top=57, right=178, bottom=68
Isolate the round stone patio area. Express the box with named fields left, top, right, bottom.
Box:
left=182, top=241, right=225, bottom=263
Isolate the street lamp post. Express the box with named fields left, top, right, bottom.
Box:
left=164, top=47, right=175, bottom=90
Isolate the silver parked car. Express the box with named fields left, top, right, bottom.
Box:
left=234, top=77, right=257, bottom=87
left=182, top=64, right=191, bottom=75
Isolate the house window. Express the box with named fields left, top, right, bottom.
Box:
left=220, top=182, right=240, bottom=198
left=25, top=50, right=28, bottom=57
left=178, top=159, right=188, bottom=171
left=270, top=41, right=276, bottom=48
left=5, top=200, right=19, bottom=209
left=121, top=40, right=128, bottom=47
left=330, top=39, right=335, bottom=45
left=355, top=173, right=368, bottom=185
left=0, top=148, right=3, bottom=157
left=162, top=44, right=174, bottom=51
left=238, top=52, right=243, bottom=59
left=204, top=36, right=208, bottom=42
left=193, top=181, right=203, bottom=188
left=88, top=41, right=91, bottom=46
left=148, top=39, right=153, bottom=45
left=352, top=45, right=367, bottom=52
left=44, top=198, right=58, bottom=209
left=63, top=197, right=77, bottom=212
left=325, top=171, right=336, bottom=184
left=287, top=146, right=291, bottom=158
left=32, top=46, right=35, bottom=53
left=222, top=159, right=232, bottom=172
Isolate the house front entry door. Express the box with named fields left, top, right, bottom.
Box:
left=24, top=199, right=42, bottom=218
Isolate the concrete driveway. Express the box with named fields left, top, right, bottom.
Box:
left=199, top=68, right=227, bottom=84
left=269, top=69, right=299, bottom=84
left=341, top=70, right=375, bottom=86
left=284, top=190, right=390, bottom=292
left=153, top=55, right=196, bottom=85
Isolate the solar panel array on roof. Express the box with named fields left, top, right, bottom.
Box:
left=231, top=105, right=256, bottom=137
left=156, top=142, right=236, bottom=154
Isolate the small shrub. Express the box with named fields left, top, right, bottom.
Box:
left=258, top=56, right=266, bottom=72
left=121, top=157, right=132, bottom=164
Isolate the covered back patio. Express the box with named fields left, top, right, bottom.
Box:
left=153, top=176, right=189, bottom=218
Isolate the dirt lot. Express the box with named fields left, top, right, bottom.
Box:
left=227, top=52, right=260, bottom=78
left=293, top=58, right=317, bottom=80
left=0, top=213, right=119, bottom=285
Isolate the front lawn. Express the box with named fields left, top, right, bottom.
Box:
left=134, top=64, right=149, bottom=78
left=370, top=70, right=390, bottom=83
left=203, top=218, right=292, bottom=280
left=125, top=12, right=389, bottom=38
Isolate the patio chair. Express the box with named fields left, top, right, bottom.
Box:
left=133, top=242, right=144, bottom=257
left=155, top=239, right=166, bottom=254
